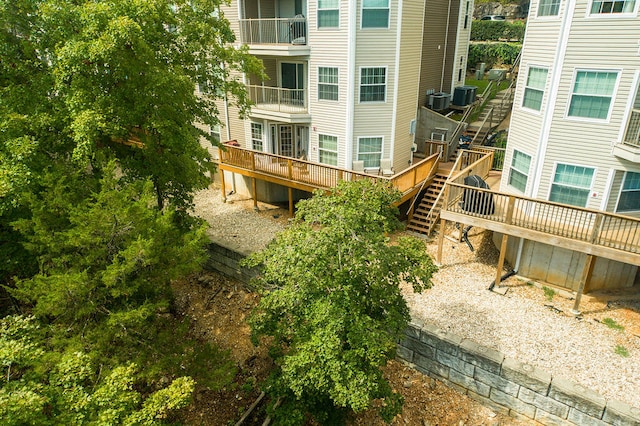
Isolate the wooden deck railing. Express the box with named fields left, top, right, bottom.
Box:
left=441, top=152, right=640, bottom=263
left=424, top=140, right=447, bottom=160
left=218, top=146, right=440, bottom=202
left=443, top=183, right=640, bottom=256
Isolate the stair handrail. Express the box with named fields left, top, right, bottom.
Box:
left=406, top=156, right=440, bottom=220
left=470, top=105, right=495, bottom=146
left=447, top=104, right=475, bottom=160
left=416, top=152, right=466, bottom=235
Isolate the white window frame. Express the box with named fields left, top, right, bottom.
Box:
left=357, top=136, right=384, bottom=169
left=318, top=134, right=339, bottom=166
left=318, top=0, right=339, bottom=29
left=537, top=0, right=562, bottom=16
left=251, top=122, right=264, bottom=152
left=210, top=123, right=221, bottom=145
left=565, top=69, right=620, bottom=122
left=359, top=66, right=387, bottom=103
left=548, top=162, right=596, bottom=208
left=521, top=66, right=549, bottom=113
left=508, top=149, right=532, bottom=193
left=588, top=0, right=638, bottom=15
left=318, top=66, right=339, bottom=101
left=615, top=171, right=640, bottom=213
left=361, top=0, right=390, bottom=29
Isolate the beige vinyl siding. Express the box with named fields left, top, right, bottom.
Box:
left=499, top=17, right=561, bottom=192
left=450, top=0, right=472, bottom=89
left=442, top=0, right=461, bottom=94
left=531, top=13, right=640, bottom=208
left=352, top=1, right=398, bottom=165
left=220, top=3, right=240, bottom=39
left=608, top=170, right=624, bottom=212
left=392, top=0, right=425, bottom=171
left=306, top=1, right=350, bottom=167
left=418, top=0, right=452, bottom=107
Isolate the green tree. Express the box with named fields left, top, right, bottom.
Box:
left=0, top=0, right=262, bottom=212
left=0, top=315, right=195, bottom=425
left=244, top=180, right=438, bottom=425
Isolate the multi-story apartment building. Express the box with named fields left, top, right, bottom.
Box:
left=208, top=0, right=473, bottom=184
left=499, top=0, right=640, bottom=289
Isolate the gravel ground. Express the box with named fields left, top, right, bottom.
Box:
left=193, top=186, right=640, bottom=410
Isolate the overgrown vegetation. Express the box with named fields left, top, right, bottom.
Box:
left=602, top=318, right=625, bottom=331
left=244, top=180, right=438, bottom=425
left=1, top=0, right=262, bottom=422
left=471, top=20, right=525, bottom=42
left=543, top=286, right=556, bottom=301
left=468, top=42, right=521, bottom=70
left=615, top=345, right=630, bottom=357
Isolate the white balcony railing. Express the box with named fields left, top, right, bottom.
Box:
left=624, top=108, right=640, bottom=147
left=239, top=18, right=307, bottom=45
left=247, top=85, right=307, bottom=114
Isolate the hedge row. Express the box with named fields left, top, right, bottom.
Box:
left=471, top=20, right=525, bottom=42
left=468, top=42, right=522, bottom=70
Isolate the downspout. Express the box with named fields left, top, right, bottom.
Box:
left=346, top=0, right=356, bottom=168
left=389, top=0, right=404, bottom=164
left=440, top=0, right=453, bottom=92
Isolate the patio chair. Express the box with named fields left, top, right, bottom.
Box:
left=380, top=159, right=394, bottom=176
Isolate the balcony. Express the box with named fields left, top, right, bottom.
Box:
left=613, top=108, right=640, bottom=162
left=238, top=18, right=310, bottom=56
left=247, top=85, right=311, bottom=123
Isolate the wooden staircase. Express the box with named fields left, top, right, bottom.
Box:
left=406, top=172, right=449, bottom=236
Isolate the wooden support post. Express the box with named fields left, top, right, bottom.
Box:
left=437, top=218, right=446, bottom=265
left=495, top=233, right=509, bottom=289
left=288, top=187, right=294, bottom=218
left=572, top=254, right=595, bottom=315
left=251, top=177, right=258, bottom=211
left=220, top=169, right=227, bottom=203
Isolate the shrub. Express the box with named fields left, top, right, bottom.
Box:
left=471, top=20, right=525, bottom=42
left=468, top=42, right=521, bottom=70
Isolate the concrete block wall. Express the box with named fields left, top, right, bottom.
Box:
left=398, top=319, right=640, bottom=425
left=205, top=242, right=260, bottom=285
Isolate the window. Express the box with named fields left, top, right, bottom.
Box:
left=359, top=67, right=386, bottom=102
left=522, top=67, right=548, bottom=111
left=538, top=0, right=561, bottom=16
left=549, top=164, right=595, bottom=207
left=568, top=70, right=618, bottom=120
left=318, top=0, right=339, bottom=28
left=464, top=0, right=471, bottom=28
left=617, top=171, right=640, bottom=212
left=362, top=0, right=389, bottom=28
left=210, top=123, right=221, bottom=144
left=623, top=88, right=640, bottom=146
left=508, top=150, right=531, bottom=192
left=358, top=137, right=383, bottom=168
left=590, top=0, right=636, bottom=13
left=319, top=134, right=338, bottom=166
left=318, top=67, right=338, bottom=101
left=251, top=122, right=263, bottom=151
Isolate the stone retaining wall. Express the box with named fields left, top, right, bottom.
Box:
left=205, top=242, right=640, bottom=425
left=205, top=242, right=259, bottom=285
left=398, top=319, right=640, bottom=425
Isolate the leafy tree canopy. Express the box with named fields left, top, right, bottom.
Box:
left=0, top=0, right=263, bottom=212
left=0, top=315, right=195, bottom=425
left=244, top=180, right=438, bottom=425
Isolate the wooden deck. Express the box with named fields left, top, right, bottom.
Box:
left=217, top=146, right=440, bottom=207
left=438, top=153, right=640, bottom=267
